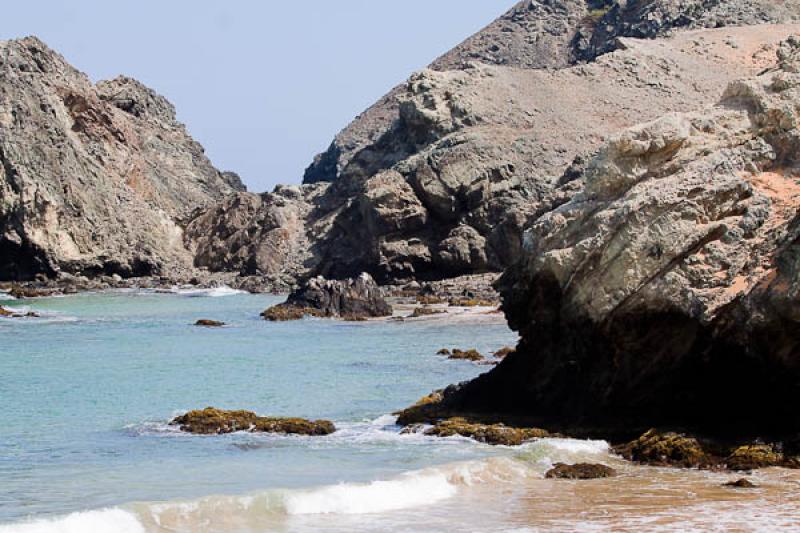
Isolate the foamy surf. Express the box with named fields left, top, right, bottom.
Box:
left=166, top=286, right=246, bottom=298
left=0, top=509, right=144, bottom=533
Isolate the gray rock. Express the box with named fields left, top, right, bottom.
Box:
left=451, top=36, right=800, bottom=436
left=0, top=37, right=242, bottom=281
left=262, top=273, right=392, bottom=320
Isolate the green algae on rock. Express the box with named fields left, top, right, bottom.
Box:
left=615, top=430, right=709, bottom=468
left=170, top=407, right=335, bottom=436
left=424, top=417, right=550, bottom=446
left=726, top=444, right=783, bottom=471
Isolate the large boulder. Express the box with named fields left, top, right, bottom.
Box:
left=440, top=36, right=800, bottom=438
left=262, top=273, right=392, bottom=321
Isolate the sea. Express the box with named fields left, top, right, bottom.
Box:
left=1, top=289, right=799, bottom=532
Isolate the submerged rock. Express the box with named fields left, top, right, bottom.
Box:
left=261, top=306, right=324, bottom=322
left=0, top=306, right=39, bottom=318
left=545, top=463, right=617, bottom=480
left=194, top=319, right=225, bottom=327
left=170, top=407, right=335, bottom=436
left=262, top=273, right=391, bottom=321
left=724, top=478, right=758, bottom=488
left=424, top=417, right=550, bottom=446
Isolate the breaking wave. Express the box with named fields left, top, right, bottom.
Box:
left=0, top=509, right=144, bottom=533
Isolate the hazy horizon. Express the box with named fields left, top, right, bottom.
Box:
left=3, top=1, right=515, bottom=192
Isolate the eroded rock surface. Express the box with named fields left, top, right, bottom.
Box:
left=0, top=37, right=243, bottom=281
left=189, top=20, right=800, bottom=285
left=444, top=35, right=800, bottom=437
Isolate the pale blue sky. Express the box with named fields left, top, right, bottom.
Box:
left=4, top=1, right=515, bottom=191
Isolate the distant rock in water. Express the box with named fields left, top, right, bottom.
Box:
left=262, top=273, right=392, bottom=321
left=724, top=478, right=757, bottom=489
left=194, top=319, right=225, bottom=327
left=442, top=36, right=800, bottom=438
left=171, top=407, right=335, bottom=436
left=0, top=37, right=243, bottom=282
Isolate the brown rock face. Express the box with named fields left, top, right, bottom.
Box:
left=443, top=36, right=800, bottom=438
left=0, top=37, right=243, bottom=281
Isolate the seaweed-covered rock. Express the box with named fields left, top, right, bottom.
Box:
left=726, top=444, right=783, bottom=471
left=424, top=417, right=549, bottom=446
left=545, top=463, right=617, bottom=479
left=261, top=306, right=324, bottom=322
left=615, top=430, right=709, bottom=468
left=170, top=407, right=335, bottom=436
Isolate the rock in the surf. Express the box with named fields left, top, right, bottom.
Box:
left=725, top=444, right=783, bottom=471
left=724, top=478, right=757, bottom=488
left=194, top=319, right=225, bottom=327
left=545, top=463, right=617, bottom=480
left=171, top=407, right=336, bottom=436
left=424, top=417, right=550, bottom=446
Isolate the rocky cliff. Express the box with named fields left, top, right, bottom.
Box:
left=188, top=2, right=800, bottom=284
left=433, top=35, right=800, bottom=437
left=0, top=37, right=243, bottom=281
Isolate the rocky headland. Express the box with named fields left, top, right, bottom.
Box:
left=394, top=33, right=800, bottom=467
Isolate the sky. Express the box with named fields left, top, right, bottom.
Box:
left=3, top=1, right=516, bottom=192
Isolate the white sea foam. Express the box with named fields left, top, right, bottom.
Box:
left=171, top=286, right=246, bottom=298
left=0, top=509, right=144, bottom=533
left=284, top=470, right=458, bottom=515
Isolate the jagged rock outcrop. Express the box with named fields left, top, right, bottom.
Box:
left=261, top=273, right=392, bottom=321
left=438, top=36, right=800, bottom=437
left=189, top=20, right=800, bottom=283
left=0, top=37, right=243, bottom=281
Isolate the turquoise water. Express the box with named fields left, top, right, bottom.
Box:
left=4, top=290, right=796, bottom=532
left=0, top=290, right=519, bottom=527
